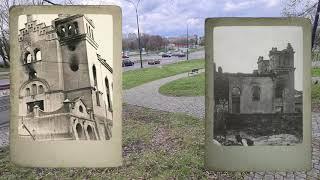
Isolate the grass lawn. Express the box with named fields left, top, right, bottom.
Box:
left=312, top=68, right=320, bottom=76
left=0, top=104, right=246, bottom=179
left=123, top=59, right=204, bottom=89
left=159, top=73, right=205, bottom=97
left=312, top=84, right=320, bottom=103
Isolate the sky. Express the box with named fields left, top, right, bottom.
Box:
left=213, top=26, right=303, bottom=91
left=74, top=0, right=285, bottom=37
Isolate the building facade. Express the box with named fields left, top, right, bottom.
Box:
left=214, top=43, right=302, bottom=114
left=18, top=14, right=113, bottom=141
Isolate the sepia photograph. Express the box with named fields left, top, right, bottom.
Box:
left=17, top=14, right=114, bottom=141
left=213, top=26, right=303, bottom=146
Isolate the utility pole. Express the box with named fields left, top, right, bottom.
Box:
left=136, top=7, right=143, bottom=68
left=125, top=0, right=143, bottom=68
left=312, top=0, right=320, bottom=48
left=187, top=24, right=189, bottom=60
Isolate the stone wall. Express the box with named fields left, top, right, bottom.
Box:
left=221, top=113, right=302, bottom=137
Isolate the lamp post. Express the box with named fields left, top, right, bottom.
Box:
left=186, top=24, right=189, bottom=60
left=186, top=17, right=203, bottom=61
left=125, top=0, right=143, bottom=68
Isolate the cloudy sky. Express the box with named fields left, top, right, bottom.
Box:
left=74, top=0, right=284, bottom=37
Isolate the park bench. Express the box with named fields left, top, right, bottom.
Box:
left=188, top=68, right=199, bottom=76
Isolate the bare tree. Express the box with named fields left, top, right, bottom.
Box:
left=282, top=0, right=320, bottom=47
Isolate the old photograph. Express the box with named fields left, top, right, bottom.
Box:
left=17, top=14, right=114, bottom=141
left=213, top=26, right=303, bottom=146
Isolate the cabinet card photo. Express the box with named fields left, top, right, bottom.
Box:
left=10, top=6, right=122, bottom=167
left=205, top=18, right=311, bottom=171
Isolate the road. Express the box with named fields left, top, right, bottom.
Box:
left=123, top=50, right=204, bottom=72
left=0, top=78, right=9, bottom=127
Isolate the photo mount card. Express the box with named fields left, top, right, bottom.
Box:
left=205, top=18, right=312, bottom=171
left=9, top=5, right=122, bottom=167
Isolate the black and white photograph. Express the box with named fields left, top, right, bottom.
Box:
left=17, top=14, right=114, bottom=141
left=213, top=26, right=303, bottom=146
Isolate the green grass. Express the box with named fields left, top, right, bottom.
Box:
left=312, top=68, right=320, bottom=76
left=312, top=84, right=320, bottom=103
left=159, top=73, right=205, bottom=97
left=123, top=59, right=204, bottom=89
left=0, top=104, right=246, bottom=179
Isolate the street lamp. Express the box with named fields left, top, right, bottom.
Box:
left=125, top=0, right=143, bottom=68
left=187, top=24, right=189, bottom=60
left=186, top=17, right=203, bottom=61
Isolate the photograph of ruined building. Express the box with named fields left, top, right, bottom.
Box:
left=213, top=43, right=303, bottom=146
left=17, top=14, right=114, bottom=141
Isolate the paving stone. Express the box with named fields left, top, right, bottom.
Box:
left=0, top=126, right=9, bottom=147
left=264, top=174, right=274, bottom=180
left=274, top=174, right=284, bottom=180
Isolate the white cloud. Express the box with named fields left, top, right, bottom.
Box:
left=74, top=0, right=281, bottom=36
left=224, top=1, right=256, bottom=12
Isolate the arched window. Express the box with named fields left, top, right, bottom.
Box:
left=59, top=25, right=66, bottom=37
left=91, top=29, right=94, bottom=39
left=32, top=84, right=37, bottom=95
left=96, top=91, right=100, bottom=106
left=87, top=125, right=97, bottom=140
left=73, top=22, right=79, bottom=34
left=25, top=88, right=30, bottom=96
left=105, top=77, right=112, bottom=111
left=76, top=123, right=85, bottom=140
left=86, top=23, right=89, bottom=34
left=34, top=49, right=41, bottom=61
left=25, top=52, right=32, bottom=63
left=67, top=24, right=73, bottom=36
left=252, top=86, right=261, bottom=101
left=38, top=85, right=44, bottom=94
left=79, top=105, right=83, bottom=113
left=92, top=65, right=97, bottom=86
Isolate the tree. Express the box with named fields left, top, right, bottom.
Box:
left=282, top=0, right=320, bottom=47
left=282, top=0, right=320, bottom=61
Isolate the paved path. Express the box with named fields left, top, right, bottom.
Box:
left=124, top=70, right=205, bottom=118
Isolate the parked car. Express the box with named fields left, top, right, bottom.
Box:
left=177, top=53, right=186, bottom=57
left=172, top=52, right=186, bottom=57
left=162, top=53, right=171, bottom=58
left=122, top=59, right=134, bottom=67
left=148, top=59, right=160, bottom=65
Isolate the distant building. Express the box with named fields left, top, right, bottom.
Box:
left=18, top=14, right=113, bottom=141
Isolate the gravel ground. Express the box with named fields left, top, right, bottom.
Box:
left=124, top=70, right=205, bottom=118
